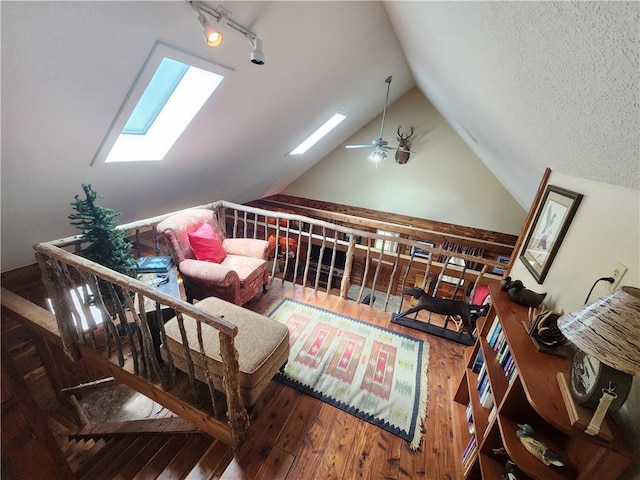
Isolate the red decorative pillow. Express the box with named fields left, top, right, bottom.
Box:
left=188, top=223, right=226, bottom=263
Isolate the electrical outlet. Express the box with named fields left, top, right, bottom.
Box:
left=610, top=262, right=628, bottom=290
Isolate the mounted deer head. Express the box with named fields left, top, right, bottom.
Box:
left=395, top=125, right=415, bottom=164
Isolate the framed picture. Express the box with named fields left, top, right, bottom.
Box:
left=493, top=255, right=510, bottom=275
left=410, top=240, right=435, bottom=259
left=519, top=185, right=583, bottom=283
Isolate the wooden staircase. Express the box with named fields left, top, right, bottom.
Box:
left=48, top=410, right=233, bottom=479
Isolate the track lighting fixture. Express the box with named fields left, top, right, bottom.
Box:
left=250, top=38, right=265, bottom=65
left=197, top=13, right=223, bottom=47
left=188, top=1, right=265, bottom=66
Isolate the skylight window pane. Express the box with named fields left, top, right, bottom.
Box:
left=105, top=64, right=223, bottom=163
left=92, top=42, right=231, bottom=165
left=122, top=58, right=189, bottom=135
left=290, top=113, right=346, bottom=155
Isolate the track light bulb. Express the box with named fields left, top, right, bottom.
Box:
left=203, top=25, right=223, bottom=47
left=197, top=14, right=223, bottom=47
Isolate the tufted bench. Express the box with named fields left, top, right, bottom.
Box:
left=161, top=296, right=290, bottom=407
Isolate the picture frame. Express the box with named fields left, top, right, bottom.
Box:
left=519, top=185, right=583, bottom=284
left=410, top=240, right=435, bottom=259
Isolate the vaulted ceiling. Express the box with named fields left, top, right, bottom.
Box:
left=1, top=1, right=638, bottom=271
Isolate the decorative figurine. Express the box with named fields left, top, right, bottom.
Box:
left=501, top=277, right=547, bottom=308
left=516, top=424, right=564, bottom=467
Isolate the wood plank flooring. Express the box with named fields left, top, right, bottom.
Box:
left=232, top=278, right=467, bottom=480
left=2, top=264, right=467, bottom=479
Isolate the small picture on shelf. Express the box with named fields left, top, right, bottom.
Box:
left=410, top=240, right=435, bottom=259
left=493, top=255, right=510, bottom=274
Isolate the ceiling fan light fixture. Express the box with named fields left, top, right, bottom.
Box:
left=369, top=147, right=387, bottom=163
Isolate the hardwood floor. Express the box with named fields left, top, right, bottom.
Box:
left=2, top=265, right=467, bottom=479
left=233, top=278, right=467, bottom=480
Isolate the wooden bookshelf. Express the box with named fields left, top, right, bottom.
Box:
left=452, top=284, right=633, bottom=479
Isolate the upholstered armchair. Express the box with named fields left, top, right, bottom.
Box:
left=156, top=209, right=269, bottom=306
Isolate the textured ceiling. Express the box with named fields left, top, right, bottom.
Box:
left=1, top=1, right=638, bottom=270
left=385, top=1, right=639, bottom=207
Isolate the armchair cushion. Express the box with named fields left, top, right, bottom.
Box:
left=188, top=223, right=226, bottom=263
left=222, top=238, right=270, bottom=259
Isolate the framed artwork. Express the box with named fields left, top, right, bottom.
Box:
left=410, top=240, right=435, bottom=259
left=519, top=185, right=583, bottom=283
left=493, top=255, right=510, bottom=275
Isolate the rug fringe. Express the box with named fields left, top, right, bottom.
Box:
left=410, top=342, right=431, bottom=450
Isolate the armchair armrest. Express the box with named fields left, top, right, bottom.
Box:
left=179, top=259, right=239, bottom=287
left=223, top=238, right=269, bottom=260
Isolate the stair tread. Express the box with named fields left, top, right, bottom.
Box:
left=156, top=434, right=213, bottom=480
left=91, top=436, right=152, bottom=480
left=112, top=435, right=169, bottom=480
left=77, top=436, right=138, bottom=480
left=183, top=439, right=234, bottom=480
left=132, top=434, right=194, bottom=479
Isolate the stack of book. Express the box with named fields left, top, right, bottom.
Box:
left=461, top=434, right=478, bottom=474
left=486, top=316, right=518, bottom=383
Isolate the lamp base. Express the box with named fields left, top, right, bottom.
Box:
left=556, top=372, right=613, bottom=441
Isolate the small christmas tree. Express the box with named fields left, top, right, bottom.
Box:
left=69, top=184, right=137, bottom=279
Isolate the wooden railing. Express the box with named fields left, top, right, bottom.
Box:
left=32, top=200, right=509, bottom=449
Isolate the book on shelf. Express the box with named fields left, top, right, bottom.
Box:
left=471, top=349, right=484, bottom=374
left=480, top=385, right=494, bottom=409
left=489, top=321, right=502, bottom=348
left=461, top=435, right=478, bottom=471
left=135, top=256, right=174, bottom=273
left=486, top=316, right=500, bottom=342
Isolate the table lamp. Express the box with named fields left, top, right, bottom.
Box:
left=557, top=286, right=640, bottom=436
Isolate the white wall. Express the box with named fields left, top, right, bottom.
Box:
left=510, top=172, right=640, bottom=479
left=282, top=88, right=526, bottom=235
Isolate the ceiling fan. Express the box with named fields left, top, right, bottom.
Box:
left=345, top=75, right=398, bottom=162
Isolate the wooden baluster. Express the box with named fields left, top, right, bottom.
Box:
left=196, top=321, right=219, bottom=417
left=107, top=282, right=140, bottom=375
left=84, top=273, right=124, bottom=366
left=219, top=331, right=250, bottom=450
left=368, top=236, right=385, bottom=306
left=127, top=291, right=165, bottom=387
left=325, top=230, right=339, bottom=294
left=292, top=220, right=303, bottom=286
left=175, top=311, right=199, bottom=402
left=357, top=239, right=373, bottom=303
left=152, top=301, right=177, bottom=390
left=314, top=227, right=326, bottom=290
left=383, top=248, right=402, bottom=311
left=35, top=253, right=80, bottom=361
left=302, top=222, right=313, bottom=287
left=340, top=234, right=356, bottom=299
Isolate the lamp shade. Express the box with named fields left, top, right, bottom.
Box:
left=557, top=286, right=640, bottom=375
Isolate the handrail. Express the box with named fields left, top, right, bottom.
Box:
left=32, top=199, right=510, bottom=450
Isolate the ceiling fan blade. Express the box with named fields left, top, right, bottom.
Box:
left=345, top=144, right=375, bottom=149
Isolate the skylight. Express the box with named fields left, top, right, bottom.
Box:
left=290, top=113, right=346, bottom=155
left=93, top=42, right=231, bottom=165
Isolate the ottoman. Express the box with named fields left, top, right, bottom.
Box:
left=161, top=296, right=290, bottom=407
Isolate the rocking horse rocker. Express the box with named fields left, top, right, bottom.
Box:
left=391, top=287, right=490, bottom=345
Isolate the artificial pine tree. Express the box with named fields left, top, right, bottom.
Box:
left=69, top=184, right=137, bottom=279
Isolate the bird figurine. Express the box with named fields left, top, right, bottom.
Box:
left=501, top=277, right=547, bottom=308
left=516, top=424, right=564, bottom=467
